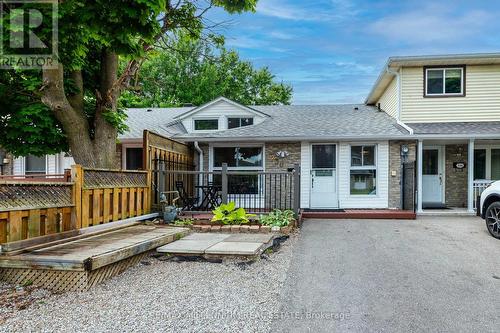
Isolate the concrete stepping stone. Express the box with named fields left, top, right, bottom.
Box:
left=205, top=242, right=265, bottom=256
left=223, top=234, right=274, bottom=243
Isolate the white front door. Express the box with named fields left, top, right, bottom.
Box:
left=422, top=147, right=445, bottom=207
left=310, top=144, right=338, bottom=208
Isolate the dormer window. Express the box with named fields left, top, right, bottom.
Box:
left=228, top=117, right=254, bottom=129
left=424, top=66, right=465, bottom=97
left=194, top=118, right=218, bottom=131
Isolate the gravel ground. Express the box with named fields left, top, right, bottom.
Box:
left=0, top=282, right=52, bottom=325
left=0, top=234, right=297, bottom=333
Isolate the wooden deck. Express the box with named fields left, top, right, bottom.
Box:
left=0, top=224, right=189, bottom=291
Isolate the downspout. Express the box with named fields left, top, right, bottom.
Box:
left=194, top=141, right=203, bottom=205
left=386, top=66, right=415, bottom=209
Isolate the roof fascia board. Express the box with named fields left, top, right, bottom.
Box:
left=173, top=97, right=270, bottom=120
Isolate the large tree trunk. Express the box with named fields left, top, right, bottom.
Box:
left=41, top=51, right=121, bottom=169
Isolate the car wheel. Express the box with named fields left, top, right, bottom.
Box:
left=485, top=201, right=500, bottom=239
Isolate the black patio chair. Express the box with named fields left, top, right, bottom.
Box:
left=175, top=181, right=199, bottom=211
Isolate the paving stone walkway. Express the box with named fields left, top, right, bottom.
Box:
left=156, top=233, right=274, bottom=257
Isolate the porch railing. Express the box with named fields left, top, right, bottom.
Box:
left=473, top=179, right=495, bottom=209
left=152, top=163, right=301, bottom=214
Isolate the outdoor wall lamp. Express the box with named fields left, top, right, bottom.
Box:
left=401, top=145, right=409, bottom=162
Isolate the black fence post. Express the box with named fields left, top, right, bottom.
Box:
left=221, top=163, right=228, bottom=204
left=293, top=163, right=301, bottom=216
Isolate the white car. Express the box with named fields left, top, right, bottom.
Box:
left=479, top=180, right=500, bottom=239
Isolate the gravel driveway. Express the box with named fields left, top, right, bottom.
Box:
left=0, top=236, right=297, bottom=333
left=273, top=216, right=500, bottom=333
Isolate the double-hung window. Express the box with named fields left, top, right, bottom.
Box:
left=25, top=155, right=46, bottom=175
left=350, top=145, right=377, bottom=195
left=212, top=146, right=263, bottom=195
left=474, top=148, right=500, bottom=180
left=425, top=67, right=465, bottom=96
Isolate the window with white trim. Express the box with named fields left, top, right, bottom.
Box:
left=425, top=67, right=464, bottom=96
left=350, top=145, right=377, bottom=195
left=25, top=155, right=46, bottom=174
left=228, top=117, right=254, bottom=129
left=212, top=146, right=263, bottom=194
left=194, top=118, right=218, bottom=131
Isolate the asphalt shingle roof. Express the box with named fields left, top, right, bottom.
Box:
left=408, top=122, right=500, bottom=135
left=120, top=104, right=409, bottom=141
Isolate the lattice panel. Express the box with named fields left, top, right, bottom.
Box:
left=0, top=183, right=73, bottom=210
left=0, top=252, right=150, bottom=292
left=83, top=169, right=147, bottom=188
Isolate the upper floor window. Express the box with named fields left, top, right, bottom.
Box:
left=194, top=118, right=218, bottom=131
left=424, top=67, right=465, bottom=97
left=228, top=117, right=253, bottom=129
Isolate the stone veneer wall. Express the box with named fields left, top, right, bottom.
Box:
left=0, top=151, right=14, bottom=175
left=445, top=144, right=468, bottom=208
left=388, top=140, right=417, bottom=209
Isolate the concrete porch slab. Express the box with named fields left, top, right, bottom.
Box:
left=204, top=242, right=265, bottom=256
left=156, top=233, right=274, bottom=257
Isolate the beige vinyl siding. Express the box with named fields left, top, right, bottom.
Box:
left=376, top=77, right=398, bottom=119
left=401, top=65, right=500, bottom=123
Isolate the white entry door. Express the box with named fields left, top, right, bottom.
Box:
left=422, top=147, right=445, bottom=207
left=310, top=144, right=338, bottom=208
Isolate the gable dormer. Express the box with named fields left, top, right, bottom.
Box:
left=173, top=97, right=269, bottom=133
left=366, top=53, right=500, bottom=123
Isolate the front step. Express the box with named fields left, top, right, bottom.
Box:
left=302, top=209, right=416, bottom=220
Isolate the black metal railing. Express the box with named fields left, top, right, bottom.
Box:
left=152, top=163, right=300, bottom=214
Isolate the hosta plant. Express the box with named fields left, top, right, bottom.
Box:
left=211, top=202, right=255, bottom=225
left=260, top=209, right=295, bottom=227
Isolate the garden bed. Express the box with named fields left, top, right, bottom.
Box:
left=169, top=219, right=295, bottom=235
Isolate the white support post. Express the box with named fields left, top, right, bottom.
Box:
left=468, top=139, right=475, bottom=213
left=417, top=140, right=424, bottom=213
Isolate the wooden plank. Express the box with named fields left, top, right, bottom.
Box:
left=92, top=189, right=101, bottom=225
left=103, top=189, right=111, bottom=223
left=72, top=165, right=83, bottom=230
left=129, top=188, right=136, bottom=217
left=8, top=211, right=23, bottom=242
left=82, top=190, right=91, bottom=228
left=136, top=188, right=142, bottom=216
left=0, top=212, right=8, bottom=220
left=0, top=218, right=7, bottom=243
left=120, top=188, right=127, bottom=219
left=1, top=229, right=81, bottom=253
left=45, top=208, right=57, bottom=235
left=28, top=209, right=41, bottom=238
left=112, top=188, right=120, bottom=221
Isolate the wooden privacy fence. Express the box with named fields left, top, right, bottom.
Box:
left=0, top=182, right=74, bottom=243
left=143, top=130, right=194, bottom=208
left=0, top=166, right=151, bottom=244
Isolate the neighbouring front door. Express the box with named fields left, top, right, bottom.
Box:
left=310, top=144, right=338, bottom=208
left=422, top=147, right=445, bottom=208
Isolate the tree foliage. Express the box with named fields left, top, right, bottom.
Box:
left=0, top=0, right=257, bottom=165
left=121, top=36, right=292, bottom=107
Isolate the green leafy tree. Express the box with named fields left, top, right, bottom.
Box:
left=0, top=0, right=257, bottom=166
left=120, top=35, right=293, bottom=107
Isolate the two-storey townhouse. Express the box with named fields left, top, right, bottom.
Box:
left=367, top=53, right=500, bottom=214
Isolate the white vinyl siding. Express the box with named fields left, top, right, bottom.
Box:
left=300, top=142, right=311, bottom=209
left=181, top=100, right=265, bottom=132
left=401, top=65, right=500, bottom=122
left=377, top=76, right=398, bottom=119
left=338, top=141, right=389, bottom=208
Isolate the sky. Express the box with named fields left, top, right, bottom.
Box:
left=207, top=0, right=500, bottom=104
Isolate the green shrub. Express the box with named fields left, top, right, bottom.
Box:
left=211, top=202, right=255, bottom=225
left=174, top=218, right=194, bottom=226
left=260, top=209, right=295, bottom=227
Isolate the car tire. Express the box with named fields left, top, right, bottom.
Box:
left=485, top=201, right=500, bottom=239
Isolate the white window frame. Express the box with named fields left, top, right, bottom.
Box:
left=349, top=144, right=378, bottom=196
left=24, top=155, right=48, bottom=175
left=193, top=117, right=219, bottom=132
left=474, top=145, right=500, bottom=180
left=227, top=116, right=254, bottom=129
left=425, top=67, right=464, bottom=96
